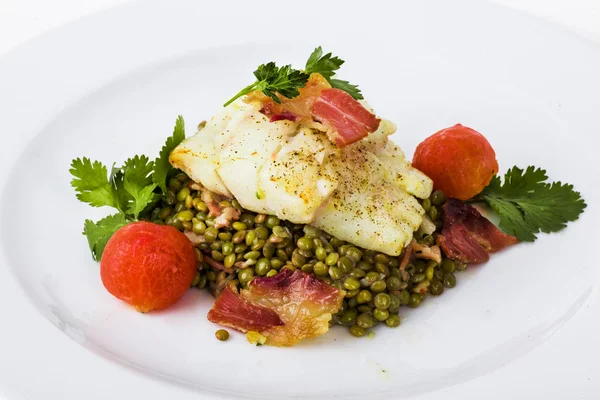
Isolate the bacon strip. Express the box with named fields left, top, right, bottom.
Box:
left=411, top=241, right=442, bottom=264
left=399, top=244, right=412, bottom=271
left=207, top=269, right=344, bottom=346
left=207, top=287, right=283, bottom=332
left=312, top=88, right=381, bottom=147
left=214, top=207, right=240, bottom=229
left=250, top=74, right=380, bottom=147
left=206, top=202, right=221, bottom=217
left=260, top=102, right=299, bottom=122
left=249, top=73, right=330, bottom=123
left=269, top=111, right=298, bottom=122
left=200, top=190, right=223, bottom=217
left=439, top=199, right=519, bottom=264
left=250, top=268, right=343, bottom=305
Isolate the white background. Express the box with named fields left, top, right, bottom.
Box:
left=0, top=0, right=599, bottom=55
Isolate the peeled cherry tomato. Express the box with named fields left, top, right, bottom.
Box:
left=101, top=221, right=197, bottom=313
left=412, top=124, right=498, bottom=200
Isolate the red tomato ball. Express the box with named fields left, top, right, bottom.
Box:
left=412, top=124, right=499, bottom=200
left=100, top=221, right=197, bottom=313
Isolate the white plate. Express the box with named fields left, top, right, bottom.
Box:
left=0, top=1, right=599, bottom=399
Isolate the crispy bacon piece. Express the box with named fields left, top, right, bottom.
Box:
left=207, top=287, right=283, bottom=332
left=261, top=102, right=298, bottom=122
left=411, top=240, right=442, bottom=264
left=268, top=111, right=298, bottom=122
left=249, top=73, right=330, bottom=121
left=206, top=202, right=221, bottom=217
left=184, top=231, right=206, bottom=246
left=398, top=240, right=440, bottom=281
left=249, top=268, right=343, bottom=306
left=312, top=88, right=381, bottom=147
left=248, top=73, right=380, bottom=147
left=214, top=207, right=240, bottom=229
left=204, top=256, right=234, bottom=274
left=439, top=199, right=519, bottom=264
left=438, top=226, right=489, bottom=264
left=207, top=269, right=344, bottom=346
left=399, top=244, right=412, bottom=271
left=199, top=189, right=229, bottom=217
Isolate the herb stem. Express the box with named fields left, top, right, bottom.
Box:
left=223, top=82, right=259, bottom=107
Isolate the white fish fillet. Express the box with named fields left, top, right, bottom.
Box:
left=170, top=100, right=433, bottom=255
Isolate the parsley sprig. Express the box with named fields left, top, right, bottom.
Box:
left=223, top=62, right=309, bottom=107
left=304, top=46, right=363, bottom=100
left=223, top=47, right=363, bottom=106
left=153, top=115, right=185, bottom=195
left=476, top=166, right=587, bottom=241
left=70, top=116, right=186, bottom=260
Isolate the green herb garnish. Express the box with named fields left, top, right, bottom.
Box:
left=305, top=46, right=363, bottom=100
left=478, top=166, right=587, bottom=241
left=224, top=46, right=363, bottom=106
left=83, top=213, right=128, bottom=261
left=153, top=115, right=185, bottom=195
left=328, top=79, right=363, bottom=100
left=70, top=116, right=186, bottom=260
left=70, top=158, right=120, bottom=210
left=121, top=155, right=158, bottom=218
left=304, top=46, right=344, bottom=78
left=223, top=62, right=309, bottom=107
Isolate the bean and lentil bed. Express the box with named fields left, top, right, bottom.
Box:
left=143, top=171, right=464, bottom=338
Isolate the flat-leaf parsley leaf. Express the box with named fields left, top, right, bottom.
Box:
left=83, top=213, right=128, bottom=261
left=481, top=166, right=587, bottom=241
left=70, top=158, right=119, bottom=209
left=304, top=46, right=344, bottom=79
left=224, top=47, right=364, bottom=106
left=304, top=46, right=363, bottom=100
left=71, top=115, right=188, bottom=261
left=153, top=115, right=185, bottom=195
left=122, top=155, right=157, bottom=218
left=224, top=62, right=309, bottom=107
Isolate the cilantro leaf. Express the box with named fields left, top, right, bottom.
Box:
left=224, top=47, right=364, bottom=106
left=122, top=155, right=157, bottom=218
left=484, top=196, right=538, bottom=241
left=83, top=213, right=128, bottom=261
left=329, top=78, right=363, bottom=100
left=109, top=164, right=128, bottom=214
left=153, top=116, right=185, bottom=195
left=224, top=62, right=309, bottom=106
left=130, top=184, right=160, bottom=217
left=73, top=116, right=189, bottom=262
left=484, top=166, right=548, bottom=197
left=123, top=155, right=154, bottom=187
left=304, top=46, right=344, bottom=79
left=256, top=64, right=310, bottom=102
left=70, top=158, right=118, bottom=208
left=305, top=46, right=325, bottom=72
left=482, top=166, right=587, bottom=241
left=304, top=47, right=363, bottom=100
